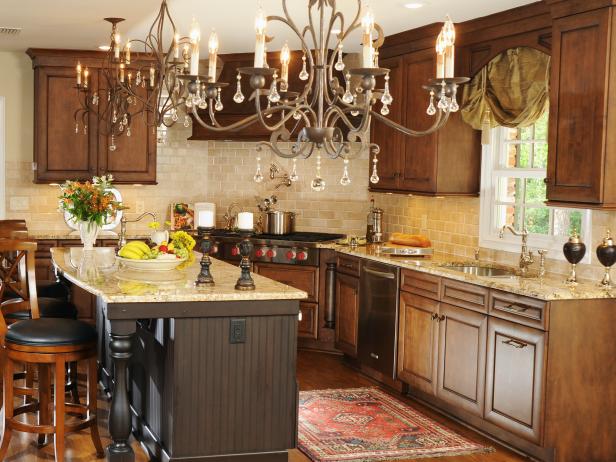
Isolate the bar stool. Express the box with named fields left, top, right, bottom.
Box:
left=0, top=240, right=103, bottom=461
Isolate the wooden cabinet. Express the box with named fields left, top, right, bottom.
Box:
left=28, top=49, right=157, bottom=185
left=369, top=50, right=481, bottom=196
left=397, top=291, right=439, bottom=395
left=334, top=272, right=359, bottom=357
left=545, top=5, right=616, bottom=208
left=485, top=317, right=546, bottom=443
left=437, top=303, right=487, bottom=417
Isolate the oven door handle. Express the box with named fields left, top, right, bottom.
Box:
left=364, top=267, right=396, bottom=279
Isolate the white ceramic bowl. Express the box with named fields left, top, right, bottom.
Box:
left=116, top=256, right=187, bottom=271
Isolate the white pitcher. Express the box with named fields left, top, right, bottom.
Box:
left=151, top=230, right=169, bottom=246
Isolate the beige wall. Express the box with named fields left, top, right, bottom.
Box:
left=2, top=50, right=615, bottom=282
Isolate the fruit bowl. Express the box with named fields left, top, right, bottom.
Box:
left=116, top=256, right=187, bottom=272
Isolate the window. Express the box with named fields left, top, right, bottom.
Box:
left=479, top=110, right=591, bottom=259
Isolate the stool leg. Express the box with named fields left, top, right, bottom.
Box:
left=88, top=356, right=104, bottom=458
left=24, top=363, right=34, bottom=405
left=37, top=364, right=51, bottom=448
left=54, top=357, right=65, bottom=462
left=68, top=362, right=80, bottom=405
left=0, top=356, right=14, bottom=460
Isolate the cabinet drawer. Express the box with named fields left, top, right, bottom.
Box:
left=489, top=290, right=548, bottom=330
left=441, top=279, right=489, bottom=313
left=336, top=254, right=361, bottom=278
left=299, top=302, right=318, bottom=339
left=35, top=240, right=57, bottom=258
left=401, top=269, right=441, bottom=300
left=253, top=263, right=318, bottom=302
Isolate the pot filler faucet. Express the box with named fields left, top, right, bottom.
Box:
left=499, top=225, right=535, bottom=276
left=118, top=212, right=158, bottom=249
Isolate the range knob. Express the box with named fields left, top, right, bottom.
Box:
left=297, top=250, right=308, bottom=261
left=286, top=250, right=297, bottom=261
left=231, top=246, right=239, bottom=256
left=211, top=244, right=219, bottom=255
left=266, top=248, right=277, bottom=258
left=255, top=247, right=267, bottom=258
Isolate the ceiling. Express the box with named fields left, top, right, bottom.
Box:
left=0, top=0, right=536, bottom=54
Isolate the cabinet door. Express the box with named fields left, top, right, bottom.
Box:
left=485, top=317, right=546, bottom=443
left=334, top=272, right=359, bottom=357
left=547, top=9, right=609, bottom=204
left=437, top=303, right=487, bottom=416
left=299, top=302, right=318, bottom=339
left=399, top=50, right=438, bottom=193
left=369, top=56, right=404, bottom=191
left=397, top=291, right=439, bottom=395
left=34, top=66, right=99, bottom=182
left=97, top=68, right=157, bottom=184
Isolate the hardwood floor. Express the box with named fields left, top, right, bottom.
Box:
left=0, top=350, right=529, bottom=461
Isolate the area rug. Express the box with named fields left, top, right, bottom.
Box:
left=298, top=387, right=492, bottom=462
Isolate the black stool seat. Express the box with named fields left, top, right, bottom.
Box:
left=2, top=281, right=69, bottom=302
left=6, top=318, right=97, bottom=347
left=4, top=298, right=78, bottom=321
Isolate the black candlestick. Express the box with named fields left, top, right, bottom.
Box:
left=196, top=226, right=215, bottom=286
left=235, top=231, right=256, bottom=291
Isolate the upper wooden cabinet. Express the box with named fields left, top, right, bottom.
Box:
left=28, top=49, right=157, bottom=185
left=545, top=6, right=616, bottom=208
left=369, top=49, right=481, bottom=196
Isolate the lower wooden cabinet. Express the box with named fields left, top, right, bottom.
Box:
left=298, top=302, right=318, bottom=339
left=485, top=317, right=546, bottom=444
left=397, top=291, right=439, bottom=395
left=334, top=272, right=359, bottom=357
left=437, top=303, right=487, bottom=417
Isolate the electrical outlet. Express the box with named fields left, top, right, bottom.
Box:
left=135, top=200, right=145, bottom=214
left=229, top=318, right=246, bottom=344
left=9, top=197, right=29, bottom=211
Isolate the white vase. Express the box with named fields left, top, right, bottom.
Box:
left=78, top=221, right=100, bottom=250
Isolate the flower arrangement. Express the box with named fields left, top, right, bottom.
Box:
left=169, top=230, right=196, bottom=269
left=59, top=175, right=126, bottom=226
left=148, top=221, right=172, bottom=231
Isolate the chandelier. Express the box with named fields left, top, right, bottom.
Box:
left=76, top=0, right=466, bottom=190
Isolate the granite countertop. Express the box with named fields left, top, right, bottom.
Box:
left=335, top=245, right=616, bottom=301
left=51, top=247, right=308, bottom=304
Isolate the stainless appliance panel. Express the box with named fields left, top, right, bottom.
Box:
left=358, top=260, right=400, bottom=378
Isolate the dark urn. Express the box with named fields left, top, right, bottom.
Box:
left=563, top=230, right=586, bottom=284
left=596, top=229, right=616, bottom=288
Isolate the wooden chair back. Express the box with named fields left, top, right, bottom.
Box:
left=0, top=240, right=40, bottom=337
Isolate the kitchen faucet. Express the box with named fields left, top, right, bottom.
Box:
left=499, top=225, right=535, bottom=276
left=118, top=212, right=158, bottom=249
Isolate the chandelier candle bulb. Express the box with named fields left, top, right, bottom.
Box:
left=444, top=44, right=454, bottom=78
left=76, top=62, right=82, bottom=86
left=83, top=67, right=89, bottom=88
left=280, top=42, right=290, bottom=90
left=125, top=41, right=131, bottom=64
left=208, top=30, right=219, bottom=82
left=119, top=63, right=125, bottom=83
left=190, top=18, right=201, bottom=76
left=114, top=32, right=121, bottom=60
left=149, top=66, right=155, bottom=88
left=361, top=7, right=375, bottom=68
left=237, top=212, right=254, bottom=231
left=254, top=6, right=267, bottom=68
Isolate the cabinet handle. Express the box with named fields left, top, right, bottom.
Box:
left=438, top=315, right=446, bottom=322
left=502, top=338, right=528, bottom=349
left=364, top=267, right=396, bottom=279
left=431, top=313, right=438, bottom=320
left=505, top=303, right=529, bottom=313
left=543, top=178, right=550, bottom=184
left=370, top=352, right=380, bottom=360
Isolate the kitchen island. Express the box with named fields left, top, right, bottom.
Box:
left=51, top=247, right=307, bottom=462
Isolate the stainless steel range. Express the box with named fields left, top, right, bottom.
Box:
left=210, top=231, right=345, bottom=266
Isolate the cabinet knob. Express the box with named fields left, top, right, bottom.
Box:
left=431, top=313, right=438, bottom=321
left=543, top=177, right=550, bottom=184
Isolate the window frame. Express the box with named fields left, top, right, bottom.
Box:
left=479, top=125, right=592, bottom=263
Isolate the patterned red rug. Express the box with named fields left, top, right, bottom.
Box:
left=298, top=387, right=491, bottom=462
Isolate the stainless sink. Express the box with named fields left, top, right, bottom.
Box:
left=440, top=264, right=517, bottom=278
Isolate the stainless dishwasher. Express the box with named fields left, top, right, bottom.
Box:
left=358, top=260, right=400, bottom=379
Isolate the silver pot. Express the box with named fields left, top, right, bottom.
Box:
left=262, top=211, right=295, bottom=235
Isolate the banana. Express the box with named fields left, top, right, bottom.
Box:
left=118, top=247, right=144, bottom=260
left=124, top=241, right=150, bottom=254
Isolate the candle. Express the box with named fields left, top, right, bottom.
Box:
left=127, top=71, right=132, bottom=86
left=435, top=32, right=445, bottom=79
left=76, top=62, right=82, bottom=86
left=442, top=16, right=455, bottom=78
left=83, top=67, right=89, bottom=88
left=237, top=212, right=254, bottom=231
left=190, top=18, right=201, bottom=76
left=254, top=6, right=267, bottom=68
left=198, top=210, right=215, bottom=228
left=208, top=30, right=219, bottom=82
left=149, top=66, right=155, bottom=88
left=183, top=44, right=190, bottom=69
left=361, top=7, right=375, bottom=68
left=280, top=42, right=290, bottom=90
left=174, top=33, right=180, bottom=60
left=125, top=41, right=131, bottom=64
left=444, top=44, right=455, bottom=78
left=114, top=32, right=121, bottom=60
left=119, top=63, right=125, bottom=83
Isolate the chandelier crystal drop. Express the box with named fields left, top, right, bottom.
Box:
left=79, top=0, right=467, bottom=190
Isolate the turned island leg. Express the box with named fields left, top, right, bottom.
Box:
left=107, top=322, right=135, bottom=462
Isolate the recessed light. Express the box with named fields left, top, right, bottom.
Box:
left=98, top=45, right=111, bottom=51
left=404, top=2, right=424, bottom=9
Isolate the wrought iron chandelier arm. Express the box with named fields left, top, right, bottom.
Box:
left=254, top=90, right=314, bottom=131
left=370, top=109, right=451, bottom=136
